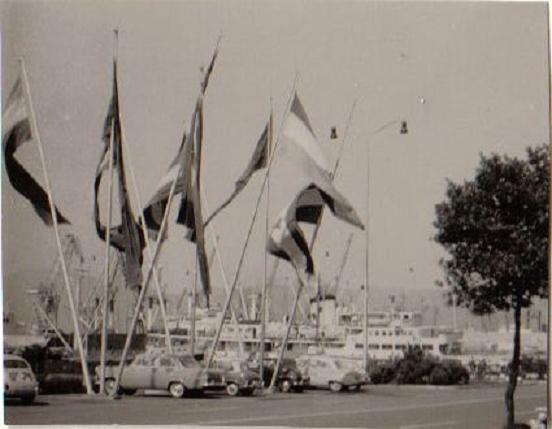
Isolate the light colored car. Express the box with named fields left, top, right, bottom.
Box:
left=4, top=354, right=39, bottom=404
left=298, top=355, right=367, bottom=392
left=96, top=350, right=224, bottom=398
left=212, top=359, right=261, bottom=396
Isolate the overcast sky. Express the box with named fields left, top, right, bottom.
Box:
left=1, top=1, right=549, bottom=319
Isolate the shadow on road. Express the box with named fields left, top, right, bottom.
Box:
left=5, top=399, right=49, bottom=407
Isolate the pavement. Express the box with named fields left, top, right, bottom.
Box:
left=4, top=382, right=546, bottom=428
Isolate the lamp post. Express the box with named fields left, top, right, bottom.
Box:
left=364, top=119, right=408, bottom=372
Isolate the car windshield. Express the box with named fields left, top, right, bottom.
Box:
left=178, top=355, right=200, bottom=368
left=5, top=359, right=28, bottom=369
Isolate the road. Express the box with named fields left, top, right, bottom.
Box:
left=5, top=383, right=545, bottom=428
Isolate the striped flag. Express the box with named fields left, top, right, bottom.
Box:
left=268, top=204, right=314, bottom=277
left=94, top=60, right=144, bottom=290
left=281, top=93, right=364, bottom=229
left=268, top=182, right=362, bottom=278
left=2, top=75, right=69, bottom=226
left=268, top=94, right=364, bottom=279
left=204, top=112, right=272, bottom=226
left=142, top=136, right=186, bottom=240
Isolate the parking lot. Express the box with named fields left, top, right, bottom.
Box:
left=5, top=382, right=545, bottom=428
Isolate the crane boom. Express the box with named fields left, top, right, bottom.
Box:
left=330, top=233, right=354, bottom=297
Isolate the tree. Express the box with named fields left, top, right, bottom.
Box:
left=433, top=145, right=548, bottom=429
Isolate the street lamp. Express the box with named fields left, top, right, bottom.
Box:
left=364, top=119, right=408, bottom=372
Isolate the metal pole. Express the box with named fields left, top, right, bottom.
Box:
left=100, top=120, right=115, bottom=395
left=202, top=193, right=244, bottom=357
left=204, top=74, right=299, bottom=371
left=546, top=2, right=552, bottom=417
left=120, top=119, right=173, bottom=352
left=260, top=106, right=273, bottom=387
left=190, top=255, right=197, bottom=356
left=364, top=127, right=370, bottom=373
left=268, top=267, right=306, bottom=391
left=19, top=59, right=93, bottom=394
left=111, top=124, right=188, bottom=397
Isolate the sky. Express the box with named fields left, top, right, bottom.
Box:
left=1, top=1, right=549, bottom=328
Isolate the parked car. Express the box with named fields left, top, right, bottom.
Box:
left=212, top=359, right=261, bottom=396
left=95, top=350, right=224, bottom=398
left=298, top=355, right=367, bottom=392
left=252, top=357, right=309, bottom=393
left=4, top=354, right=39, bottom=404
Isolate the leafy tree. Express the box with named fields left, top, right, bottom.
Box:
left=434, top=145, right=548, bottom=429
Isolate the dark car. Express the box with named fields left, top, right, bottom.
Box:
left=254, top=357, right=309, bottom=393
left=212, top=359, right=261, bottom=396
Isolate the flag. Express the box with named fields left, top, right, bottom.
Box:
left=94, top=60, right=145, bottom=290
left=267, top=201, right=314, bottom=277
left=268, top=93, right=365, bottom=279
left=142, top=135, right=187, bottom=240
left=174, top=43, right=220, bottom=307
left=204, top=112, right=272, bottom=226
left=2, top=75, right=69, bottom=226
left=280, top=92, right=365, bottom=229
left=295, top=183, right=364, bottom=229
left=176, top=97, right=212, bottom=306
left=268, top=181, right=363, bottom=278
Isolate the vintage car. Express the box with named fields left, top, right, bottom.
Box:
left=4, top=354, right=39, bottom=404
left=253, top=357, right=309, bottom=393
left=96, top=350, right=224, bottom=398
left=212, top=359, right=261, bottom=396
left=297, top=355, right=367, bottom=392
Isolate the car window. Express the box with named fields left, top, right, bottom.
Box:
left=159, top=357, right=173, bottom=367
left=134, top=356, right=151, bottom=366
left=177, top=355, right=200, bottom=369
left=4, top=359, right=28, bottom=369
left=316, top=359, right=328, bottom=368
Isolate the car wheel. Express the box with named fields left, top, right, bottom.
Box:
left=169, top=382, right=185, bottom=398
left=105, top=378, right=121, bottom=396
left=122, top=388, right=137, bottom=396
left=329, top=382, right=343, bottom=393
left=21, top=395, right=35, bottom=405
left=226, top=383, right=240, bottom=397
left=280, top=379, right=292, bottom=393
left=293, top=386, right=304, bottom=393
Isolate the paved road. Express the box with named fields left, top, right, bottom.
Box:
left=5, top=383, right=545, bottom=428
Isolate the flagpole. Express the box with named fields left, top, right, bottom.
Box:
left=190, top=253, right=197, bottom=356
left=260, top=104, right=273, bottom=388
left=120, top=117, right=173, bottom=352
left=201, top=192, right=245, bottom=357
left=205, top=75, right=299, bottom=371
left=19, top=58, right=93, bottom=394
left=99, top=119, right=115, bottom=394
left=268, top=265, right=305, bottom=391
left=546, top=0, right=552, bottom=417
left=111, top=134, right=185, bottom=396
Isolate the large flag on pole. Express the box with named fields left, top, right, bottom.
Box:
left=280, top=93, right=364, bottom=229
left=268, top=93, right=364, bottom=278
left=174, top=42, right=220, bottom=307
left=2, top=76, right=70, bottom=225
left=176, top=97, right=212, bottom=306
left=94, top=60, right=144, bottom=290
left=204, top=112, right=272, bottom=226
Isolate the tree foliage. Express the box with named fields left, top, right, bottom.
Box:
left=434, top=145, right=548, bottom=314
left=434, top=144, right=548, bottom=428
